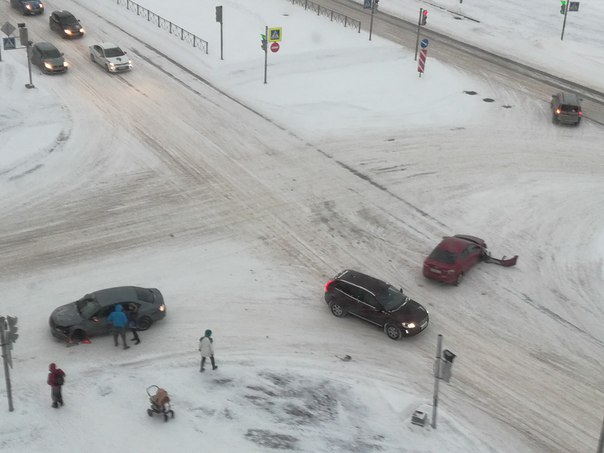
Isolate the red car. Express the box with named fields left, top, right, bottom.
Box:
left=423, top=235, right=517, bottom=285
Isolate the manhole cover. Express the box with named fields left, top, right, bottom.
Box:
left=483, top=98, right=495, bottom=102
left=463, top=90, right=477, bottom=95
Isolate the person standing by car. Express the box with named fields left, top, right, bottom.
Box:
left=198, top=329, right=217, bottom=372
left=47, top=363, right=66, bottom=408
left=107, top=304, right=129, bottom=350
left=127, top=304, right=141, bottom=345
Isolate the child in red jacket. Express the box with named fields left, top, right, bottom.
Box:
left=47, top=363, right=66, bottom=408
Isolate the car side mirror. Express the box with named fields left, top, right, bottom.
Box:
left=91, top=316, right=100, bottom=323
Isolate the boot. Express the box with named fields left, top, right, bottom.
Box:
left=135, top=339, right=141, bottom=345
left=52, top=402, right=58, bottom=408
left=123, top=345, right=130, bottom=350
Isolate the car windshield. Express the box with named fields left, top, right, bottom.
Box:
left=105, top=47, right=125, bottom=57
left=42, top=48, right=61, bottom=58
left=377, top=286, right=408, bottom=311
left=76, top=297, right=101, bottom=318
left=429, top=248, right=457, bottom=264
left=62, top=17, right=78, bottom=25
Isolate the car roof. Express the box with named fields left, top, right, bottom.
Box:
left=97, top=42, right=120, bottom=50
left=437, top=235, right=483, bottom=253
left=90, top=286, right=147, bottom=306
left=555, top=92, right=580, bottom=105
left=34, top=42, right=59, bottom=52
left=54, top=10, right=76, bottom=19
left=335, top=269, right=391, bottom=294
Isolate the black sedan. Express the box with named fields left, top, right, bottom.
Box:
left=324, top=270, right=429, bottom=340
left=49, top=286, right=166, bottom=342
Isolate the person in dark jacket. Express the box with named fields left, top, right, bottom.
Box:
left=127, top=303, right=140, bottom=345
left=198, top=329, right=217, bottom=372
left=47, top=363, right=66, bottom=408
left=107, top=304, right=129, bottom=349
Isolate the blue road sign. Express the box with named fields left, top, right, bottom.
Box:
left=3, top=37, right=16, bottom=50
left=420, top=38, right=429, bottom=49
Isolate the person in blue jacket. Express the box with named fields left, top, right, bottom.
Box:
left=107, top=304, right=130, bottom=350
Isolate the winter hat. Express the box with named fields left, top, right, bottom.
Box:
left=49, top=363, right=56, bottom=371
left=115, top=304, right=123, bottom=311
left=205, top=329, right=212, bottom=337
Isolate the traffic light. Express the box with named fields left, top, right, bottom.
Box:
left=6, top=316, right=18, bottom=343
left=560, top=1, right=566, bottom=14
left=261, top=34, right=267, bottom=51
left=421, top=10, right=428, bottom=25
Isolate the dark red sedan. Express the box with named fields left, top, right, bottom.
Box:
left=423, top=235, right=517, bottom=285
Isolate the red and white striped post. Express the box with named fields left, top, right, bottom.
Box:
left=417, top=48, right=428, bottom=77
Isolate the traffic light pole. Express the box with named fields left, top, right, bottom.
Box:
left=414, top=8, right=423, bottom=61
left=369, top=0, right=377, bottom=41
left=263, top=25, right=268, bottom=84
left=561, top=1, right=570, bottom=40
left=0, top=319, right=14, bottom=412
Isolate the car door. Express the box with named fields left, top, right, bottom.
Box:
left=85, top=304, right=116, bottom=335
left=353, top=292, right=387, bottom=326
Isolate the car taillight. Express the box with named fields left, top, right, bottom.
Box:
left=578, top=111, right=583, bottom=116
left=324, top=279, right=334, bottom=292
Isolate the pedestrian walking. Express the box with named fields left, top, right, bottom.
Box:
left=107, top=304, right=130, bottom=349
left=198, top=329, right=217, bottom=372
left=47, top=363, right=66, bottom=408
left=127, top=303, right=141, bottom=345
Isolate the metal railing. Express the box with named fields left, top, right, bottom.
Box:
left=115, top=0, right=209, bottom=54
left=290, top=0, right=361, bottom=33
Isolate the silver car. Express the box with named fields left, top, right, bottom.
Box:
left=49, top=286, right=166, bottom=342
left=89, top=42, right=132, bottom=73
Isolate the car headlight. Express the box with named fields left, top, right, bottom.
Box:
left=447, top=269, right=456, bottom=273
left=26, top=4, right=32, bottom=9
left=80, top=28, right=85, bottom=34
left=159, top=304, right=166, bottom=312
left=402, top=322, right=416, bottom=329
left=109, top=63, right=116, bottom=68
left=64, top=29, right=72, bottom=35
left=44, top=62, right=52, bottom=69
left=64, top=61, right=69, bottom=67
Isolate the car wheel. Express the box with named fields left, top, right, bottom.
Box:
left=384, top=323, right=402, bottom=340
left=147, top=409, right=153, bottom=417
left=137, top=316, right=153, bottom=331
left=454, top=273, right=464, bottom=286
left=72, top=329, right=86, bottom=342
left=329, top=301, right=347, bottom=318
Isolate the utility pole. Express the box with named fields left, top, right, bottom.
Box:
left=0, top=317, right=15, bottom=412
left=263, top=25, right=268, bottom=84
left=369, top=0, right=378, bottom=41
left=431, top=334, right=442, bottom=428
left=597, top=413, right=603, bottom=453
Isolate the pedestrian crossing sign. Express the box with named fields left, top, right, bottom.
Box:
left=268, top=27, right=282, bottom=42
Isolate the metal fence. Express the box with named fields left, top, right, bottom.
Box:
left=290, top=0, right=361, bottom=33
left=115, top=0, right=209, bottom=54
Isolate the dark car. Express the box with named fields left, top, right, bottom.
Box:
left=30, top=42, right=68, bottom=74
left=324, top=270, right=429, bottom=340
left=10, top=0, right=44, bottom=15
left=49, top=286, right=166, bottom=342
left=551, top=92, right=582, bottom=125
left=49, top=10, right=85, bottom=38
left=423, top=234, right=517, bottom=285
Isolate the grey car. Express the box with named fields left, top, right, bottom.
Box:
left=49, top=286, right=166, bottom=342
left=551, top=92, right=582, bottom=125
left=31, top=42, right=68, bottom=74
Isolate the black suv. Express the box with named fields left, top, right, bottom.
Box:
left=551, top=92, right=582, bottom=125
left=324, top=270, right=429, bottom=340
left=10, top=0, right=44, bottom=15
left=49, top=10, right=85, bottom=38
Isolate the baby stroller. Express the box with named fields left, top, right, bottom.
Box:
left=146, top=385, right=175, bottom=422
